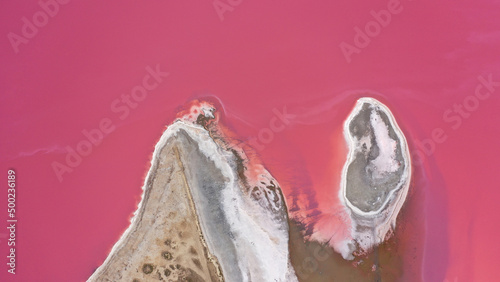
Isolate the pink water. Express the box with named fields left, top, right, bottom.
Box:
left=1, top=0, right=499, bottom=281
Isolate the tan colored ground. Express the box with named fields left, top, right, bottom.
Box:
left=88, top=141, right=223, bottom=282
left=88, top=112, right=409, bottom=281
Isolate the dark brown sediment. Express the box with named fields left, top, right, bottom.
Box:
left=288, top=218, right=405, bottom=282
left=288, top=175, right=425, bottom=282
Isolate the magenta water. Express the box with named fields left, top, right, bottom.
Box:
left=1, top=0, right=499, bottom=281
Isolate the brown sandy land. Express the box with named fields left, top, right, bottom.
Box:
left=89, top=140, right=223, bottom=282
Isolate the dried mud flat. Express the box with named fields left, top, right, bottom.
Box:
left=88, top=98, right=412, bottom=282
left=88, top=137, right=223, bottom=282
left=89, top=103, right=297, bottom=282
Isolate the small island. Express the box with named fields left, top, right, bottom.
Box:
left=339, top=97, right=412, bottom=259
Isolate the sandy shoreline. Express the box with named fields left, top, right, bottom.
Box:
left=88, top=124, right=223, bottom=281
left=89, top=101, right=298, bottom=281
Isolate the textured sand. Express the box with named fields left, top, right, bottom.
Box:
left=88, top=137, right=223, bottom=281
left=89, top=103, right=297, bottom=281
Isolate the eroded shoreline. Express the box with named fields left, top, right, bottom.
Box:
left=339, top=97, right=412, bottom=259
left=89, top=102, right=298, bottom=281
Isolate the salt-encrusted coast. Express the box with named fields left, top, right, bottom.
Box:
left=88, top=101, right=297, bottom=282
left=339, top=97, right=411, bottom=259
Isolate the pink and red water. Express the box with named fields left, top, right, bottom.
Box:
left=1, top=0, right=499, bottom=281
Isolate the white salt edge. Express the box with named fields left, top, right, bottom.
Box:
left=89, top=120, right=297, bottom=282
left=337, top=97, right=412, bottom=260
